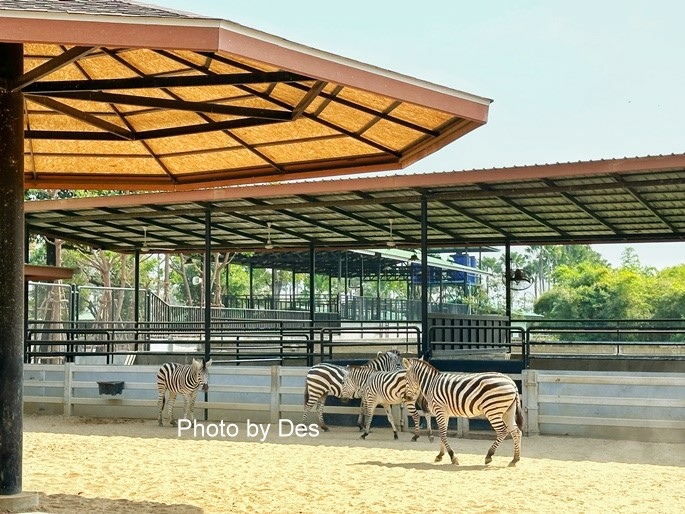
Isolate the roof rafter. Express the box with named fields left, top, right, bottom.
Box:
left=10, top=45, right=97, bottom=92
left=21, top=70, right=312, bottom=93
left=38, top=91, right=294, bottom=120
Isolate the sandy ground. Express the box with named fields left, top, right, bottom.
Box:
left=16, top=414, right=685, bottom=514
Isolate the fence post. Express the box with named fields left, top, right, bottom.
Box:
left=522, top=369, right=539, bottom=435
left=456, top=416, right=469, bottom=437
left=270, top=366, right=279, bottom=424
left=63, top=362, right=73, bottom=417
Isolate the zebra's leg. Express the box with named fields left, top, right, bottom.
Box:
left=157, top=389, right=166, bottom=426
left=425, top=410, right=434, bottom=443
left=406, top=402, right=421, bottom=442
left=166, top=391, right=177, bottom=427
left=508, top=425, right=522, bottom=467
left=484, top=413, right=512, bottom=465
left=360, top=398, right=375, bottom=439
left=302, top=392, right=323, bottom=430
left=502, top=399, right=522, bottom=467
left=380, top=403, right=399, bottom=440
left=434, top=411, right=458, bottom=465
left=485, top=399, right=522, bottom=466
left=356, top=407, right=365, bottom=431
left=186, top=391, right=197, bottom=421
left=316, top=395, right=330, bottom=432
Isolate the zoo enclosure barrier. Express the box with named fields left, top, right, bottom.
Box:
left=23, top=363, right=685, bottom=443
left=24, top=317, right=685, bottom=367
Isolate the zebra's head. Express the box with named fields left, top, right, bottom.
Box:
left=369, top=349, right=402, bottom=371
left=191, top=358, right=212, bottom=391
left=401, top=357, right=421, bottom=401
left=340, top=365, right=363, bottom=400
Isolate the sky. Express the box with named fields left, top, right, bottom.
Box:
left=156, top=0, right=685, bottom=269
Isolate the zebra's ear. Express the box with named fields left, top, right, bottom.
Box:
left=191, top=358, right=201, bottom=369
left=204, top=359, right=213, bottom=368
left=402, top=357, right=411, bottom=369
left=376, top=351, right=383, bottom=357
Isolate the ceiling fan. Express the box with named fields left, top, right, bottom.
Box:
left=504, top=268, right=533, bottom=291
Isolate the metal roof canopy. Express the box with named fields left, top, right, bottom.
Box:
left=0, top=0, right=490, bottom=190
left=25, top=153, right=685, bottom=254
left=226, top=248, right=494, bottom=281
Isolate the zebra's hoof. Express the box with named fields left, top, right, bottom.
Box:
left=428, top=436, right=434, bottom=443
left=361, top=433, right=368, bottom=440
left=451, top=456, right=459, bottom=465
left=321, top=425, right=330, bottom=432
left=411, top=435, right=419, bottom=442
left=434, top=455, right=443, bottom=463
left=485, top=456, right=492, bottom=465
left=170, top=420, right=177, bottom=427
left=393, top=433, right=398, bottom=440
left=508, top=459, right=519, bottom=467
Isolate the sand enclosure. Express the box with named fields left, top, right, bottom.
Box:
left=20, top=415, right=685, bottom=514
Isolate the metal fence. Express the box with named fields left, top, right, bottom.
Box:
left=23, top=363, right=685, bottom=442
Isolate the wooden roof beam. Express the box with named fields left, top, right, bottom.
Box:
left=22, top=71, right=312, bottom=94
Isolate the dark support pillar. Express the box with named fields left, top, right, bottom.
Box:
left=204, top=209, right=211, bottom=363
left=308, top=244, right=316, bottom=366
left=376, top=253, right=381, bottom=320
left=134, top=250, right=140, bottom=351
left=505, top=243, right=512, bottom=320
left=420, top=195, right=429, bottom=357
left=0, top=42, right=38, bottom=509
left=249, top=262, right=254, bottom=309
left=46, top=238, right=56, bottom=266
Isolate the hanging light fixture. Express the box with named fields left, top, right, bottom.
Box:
left=265, top=222, right=274, bottom=250
left=141, top=227, right=149, bottom=252
left=386, top=219, right=396, bottom=247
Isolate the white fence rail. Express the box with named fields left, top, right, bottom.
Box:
left=525, top=370, right=685, bottom=443
left=23, top=365, right=685, bottom=442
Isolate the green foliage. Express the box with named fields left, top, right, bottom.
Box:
left=533, top=252, right=685, bottom=341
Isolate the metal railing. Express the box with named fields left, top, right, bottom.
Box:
left=318, top=325, right=421, bottom=362
left=23, top=291, right=685, bottom=369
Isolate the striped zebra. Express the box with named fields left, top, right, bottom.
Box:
left=302, top=349, right=402, bottom=431
left=156, top=358, right=212, bottom=427
left=402, top=357, right=523, bottom=467
left=341, top=365, right=426, bottom=441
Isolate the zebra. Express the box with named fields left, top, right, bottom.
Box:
left=302, top=349, right=402, bottom=432
left=340, top=365, right=428, bottom=441
left=156, top=358, right=212, bottom=427
left=402, top=357, right=523, bottom=467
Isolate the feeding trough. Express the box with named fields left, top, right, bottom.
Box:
left=97, top=381, right=124, bottom=396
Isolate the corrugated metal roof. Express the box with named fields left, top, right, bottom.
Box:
left=24, top=153, right=685, bottom=254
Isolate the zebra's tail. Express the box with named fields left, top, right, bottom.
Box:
left=304, top=385, right=309, bottom=406
left=515, top=395, right=524, bottom=431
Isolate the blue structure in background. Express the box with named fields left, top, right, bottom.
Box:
left=450, top=253, right=479, bottom=285
left=410, top=252, right=480, bottom=285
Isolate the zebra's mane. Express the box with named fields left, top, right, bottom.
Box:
left=410, top=357, right=440, bottom=375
